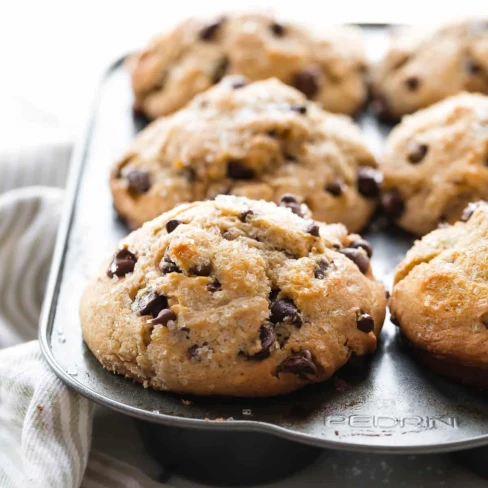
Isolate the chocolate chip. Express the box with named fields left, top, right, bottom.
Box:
left=340, top=248, right=370, bottom=274
left=382, top=190, right=405, bottom=220
left=325, top=180, right=344, bottom=197
left=286, top=202, right=303, bottom=217
left=267, top=129, right=278, bottom=137
left=278, top=194, right=303, bottom=217
left=269, top=288, right=280, bottom=303
left=371, top=95, right=393, bottom=121
left=253, top=324, right=276, bottom=359
left=356, top=312, right=374, bottom=333
left=126, top=170, right=150, bottom=194
left=270, top=22, right=285, bottom=37
left=107, top=248, right=137, bottom=278
left=135, top=291, right=168, bottom=317
left=280, top=350, right=317, bottom=378
left=465, top=60, right=483, bottom=75
left=270, top=298, right=302, bottom=327
left=283, top=250, right=297, bottom=260
left=357, top=167, right=381, bottom=198
left=314, top=258, right=330, bottom=279
left=227, top=160, right=254, bottom=180
left=166, top=219, right=181, bottom=234
left=240, top=210, right=254, bottom=222
left=182, top=168, right=196, bottom=183
left=152, top=309, right=177, bottom=326
left=385, top=290, right=391, bottom=300
left=407, top=141, right=428, bottom=163
left=462, top=201, right=483, bottom=222
left=207, top=278, right=221, bottom=292
left=279, top=194, right=298, bottom=204
left=405, top=76, right=420, bottom=91
left=212, top=57, right=229, bottom=84
left=187, top=344, right=200, bottom=360
left=189, top=262, right=212, bottom=276
left=290, top=104, right=307, bottom=114
left=160, top=255, right=181, bottom=274
left=284, top=153, right=297, bottom=162
left=349, top=239, right=373, bottom=258
left=188, top=343, right=213, bottom=362
left=307, top=223, right=320, bottom=236
left=291, top=68, right=320, bottom=98
left=199, top=19, right=224, bottom=41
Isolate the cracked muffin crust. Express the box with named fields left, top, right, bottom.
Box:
left=80, top=196, right=386, bottom=397
left=390, top=201, right=488, bottom=388
left=379, top=93, right=488, bottom=236
left=130, top=12, right=367, bottom=119
left=112, top=77, right=380, bottom=233
left=371, top=20, right=488, bottom=120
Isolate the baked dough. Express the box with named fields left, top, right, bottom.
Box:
left=130, top=12, right=367, bottom=118
left=112, top=77, right=379, bottom=232
left=380, top=93, right=488, bottom=235
left=390, top=200, right=488, bottom=388
left=81, top=196, right=386, bottom=397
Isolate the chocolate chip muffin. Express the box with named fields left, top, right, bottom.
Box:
left=80, top=196, right=386, bottom=397
left=112, top=77, right=380, bottom=233
left=390, top=201, right=488, bottom=388
left=130, top=12, right=367, bottom=118
left=379, top=92, right=488, bottom=235
left=371, top=20, right=488, bottom=120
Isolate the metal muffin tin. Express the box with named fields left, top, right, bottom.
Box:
left=39, top=25, right=488, bottom=467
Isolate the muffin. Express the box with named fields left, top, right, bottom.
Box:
left=390, top=201, right=488, bottom=388
left=112, top=77, right=380, bottom=233
left=379, top=92, right=488, bottom=235
left=371, top=20, right=488, bottom=120
left=130, top=12, right=367, bottom=119
left=81, top=196, right=387, bottom=397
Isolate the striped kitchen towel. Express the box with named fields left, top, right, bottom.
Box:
left=0, top=143, right=168, bottom=487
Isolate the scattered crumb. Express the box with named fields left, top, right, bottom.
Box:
left=181, top=399, right=193, bottom=406
left=242, top=408, right=252, bottom=416
left=335, top=430, right=339, bottom=436
left=351, top=466, right=362, bottom=476
left=350, top=433, right=393, bottom=437
left=36, top=405, right=44, bottom=413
